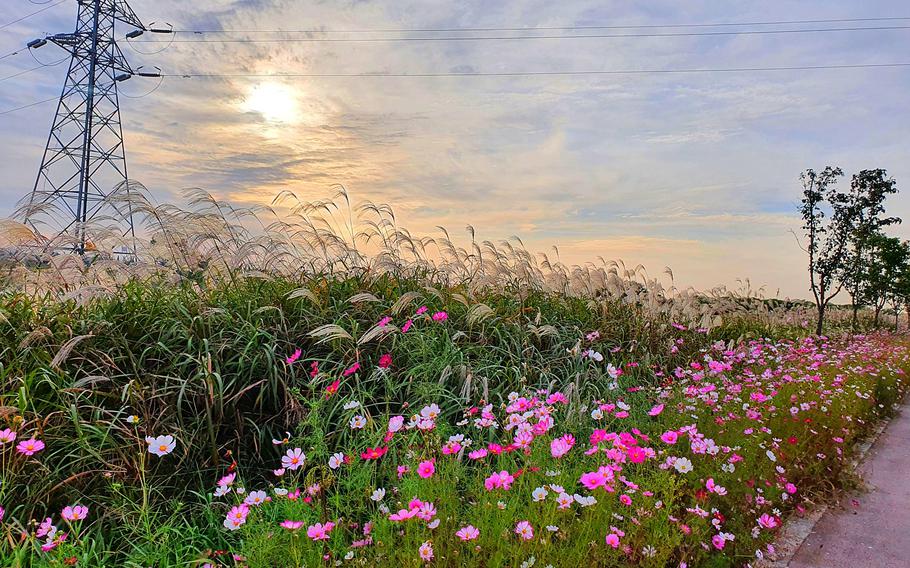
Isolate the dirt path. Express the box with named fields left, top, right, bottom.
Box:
left=788, top=402, right=910, bottom=567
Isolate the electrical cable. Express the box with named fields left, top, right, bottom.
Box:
left=135, top=24, right=910, bottom=43
left=171, top=16, right=910, bottom=34
left=0, top=0, right=67, bottom=31
left=162, top=62, right=910, bottom=79
left=0, top=96, right=57, bottom=116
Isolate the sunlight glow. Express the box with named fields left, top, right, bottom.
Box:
left=243, top=82, right=300, bottom=123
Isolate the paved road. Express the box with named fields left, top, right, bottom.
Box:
left=788, top=403, right=910, bottom=568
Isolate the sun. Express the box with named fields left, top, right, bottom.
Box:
left=243, top=82, right=300, bottom=123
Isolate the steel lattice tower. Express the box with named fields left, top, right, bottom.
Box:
left=25, top=0, right=147, bottom=254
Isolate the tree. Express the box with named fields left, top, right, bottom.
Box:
left=842, top=169, right=901, bottom=328
left=893, top=262, right=910, bottom=329
left=798, top=167, right=852, bottom=335
left=855, top=233, right=909, bottom=326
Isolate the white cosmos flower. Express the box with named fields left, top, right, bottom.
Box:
left=674, top=457, right=694, bottom=474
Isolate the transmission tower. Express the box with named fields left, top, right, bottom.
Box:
left=24, top=0, right=161, bottom=254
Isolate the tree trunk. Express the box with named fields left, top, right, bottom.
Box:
left=874, top=306, right=882, bottom=326
left=816, top=304, right=825, bottom=336
left=852, top=302, right=860, bottom=330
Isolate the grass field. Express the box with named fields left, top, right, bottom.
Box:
left=0, top=271, right=905, bottom=567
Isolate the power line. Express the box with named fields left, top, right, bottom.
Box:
left=0, top=57, right=65, bottom=83
left=0, top=96, right=58, bottom=116
left=0, top=0, right=67, bottom=31
left=172, top=16, right=910, bottom=34
left=0, top=48, right=26, bottom=61
left=163, top=62, right=910, bottom=79
left=134, top=25, right=910, bottom=43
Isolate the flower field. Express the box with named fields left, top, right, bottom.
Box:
left=0, top=274, right=906, bottom=567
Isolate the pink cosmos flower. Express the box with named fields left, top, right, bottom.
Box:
left=416, top=306, right=429, bottom=315
left=307, top=521, right=335, bottom=541
left=280, top=520, right=303, bottom=531
left=456, top=525, right=480, bottom=541
left=343, top=362, right=360, bottom=377
left=223, top=505, right=249, bottom=531
left=579, top=466, right=614, bottom=491
left=712, top=534, right=726, bottom=550
left=550, top=434, right=575, bottom=458
left=484, top=470, right=515, bottom=491
left=417, top=459, right=435, bottom=479
left=61, top=505, right=89, bottom=521
left=217, top=473, right=236, bottom=487
left=285, top=348, right=302, bottom=365
left=514, top=520, right=534, bottom=540
left=419, top=541, right=434, bottom=561
left=619, top=494, right=632, bottom=506
left=389, top=508, right=419, bottom=522
left=282, top=448, right=306, bottom=470
left=442, top=441, right=462, bottom=455
left=402, top=319, right=414, bottom=333
left=468, top=448, right=488, bottom=460
left=41, top=532, right=67, bottom=551
left=378, top=353, right=393, bottom=369
left=0, top=429, right=16, bottom=444
left=325, top=379, right=340, bottom=398
left=660, top=430, right=679, bottom=445
left=432, top=311, right=448, bottom=322
left=377, top=316, right=392, bottom=328
left=388, top=415, right=405, bottom=433
left=16, top=437, right=45, bottom=456
left=648, top=403, right=665, bottom=416
left=36, top=518, right=56, bottom=538
left=758, top=514, right=779, bottom=530
left=145, top=435, right=175, bottom=457
left=605, top=532, right=621, bottom=548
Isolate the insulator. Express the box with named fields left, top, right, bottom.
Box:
left=126, top=29, right=144, bottom=39
left=115, top=73, right=132, bottom=82
left=27, top=39, right=47, bottom=49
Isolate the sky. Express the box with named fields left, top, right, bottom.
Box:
left=1, top=0, right=909, bottom=299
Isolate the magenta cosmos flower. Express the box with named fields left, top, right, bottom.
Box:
left=660, top=430, right=679, bottom=444
left=16, top=437, right=45, bottom=456
left=648, top=403, right=665, bottom=416
left=484, top=470, right=514, bottom=491
left=61, top=505, right=89, bottom=521
left=285, top=348, right=302, bottom=365
left=417, top=459, right=435, bottom=479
